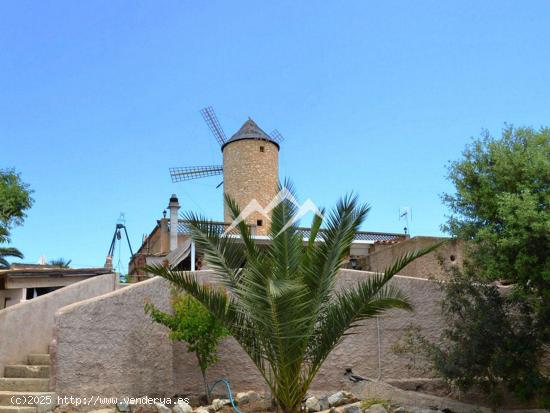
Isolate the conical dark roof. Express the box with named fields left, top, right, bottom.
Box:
left=221, top=118, right=279, bottom=151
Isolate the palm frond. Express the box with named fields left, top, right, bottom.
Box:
left=307, top=244, right=440, bottom=373
left=0, top=247, right=23, bottom=259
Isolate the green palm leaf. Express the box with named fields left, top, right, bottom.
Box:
left=0, top=246, right=23, bottom=269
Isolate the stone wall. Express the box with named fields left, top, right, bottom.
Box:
left=0, top=273, right=117, bottom=376
left=53, top=270, right=446, bottom=398
left=366, top=236, right=463, bottom=280
left=222, top=139, right=279, bottom=235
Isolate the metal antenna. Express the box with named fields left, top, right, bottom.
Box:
left=200, top=106, right=227, bottom=146
left=169, top=165, right=224, bottom=182
left=399, top=207, right=412, bottom=235
left=269, top=129, right=285, bottom=143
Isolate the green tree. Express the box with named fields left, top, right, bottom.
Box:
left=49, top=258, right=72, bottom=268
left=0, top=169, right=34, bottom=243
left=442, top=126, right=550, bottom=404
left=145, top=292, right=228, bottom=401
left=443, top=126, right=549, bottom=310
left=0, top=169, right=34, bottom=267
left=392, top=275, right=549, bottom=410
left=434, top=276, right=547, bottom=409
left=146, top=185, right=435, bottom=413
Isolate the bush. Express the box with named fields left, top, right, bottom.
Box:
left=145, top=290, right=228, bottom=401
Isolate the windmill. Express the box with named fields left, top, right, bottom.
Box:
left=169, top=107, right=285, bottom=235
left=169, top=107, right=284, bottom=185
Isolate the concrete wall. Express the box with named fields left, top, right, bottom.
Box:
left=0, top=273, right=117, bottom=376
left=53, top=270, right=446, bottom=398
left=52, top=276, right=175, bottom=398
left=0, top=288, right=24, bottom=309
left=366, top=236, right=463, bottom=280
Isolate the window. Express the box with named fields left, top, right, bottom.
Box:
left=257, top=219, right=263, bottom=227
left=260, top=146, right=265, bottom=152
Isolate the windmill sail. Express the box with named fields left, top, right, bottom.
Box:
left=169, top=165, right=223, bottom=182
left=200, top=106, right=227, bottom=146
left=269, top=129, right=285, bottom=143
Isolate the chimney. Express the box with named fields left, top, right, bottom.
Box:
left=168, top=194, right=180, bottom=251
left=159, top=218, right=169, bottom=254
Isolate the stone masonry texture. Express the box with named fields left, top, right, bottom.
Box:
left=222, top=139, right=278, bottom=236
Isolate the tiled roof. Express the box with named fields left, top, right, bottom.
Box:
left=221, top=118, right=279, bottom=150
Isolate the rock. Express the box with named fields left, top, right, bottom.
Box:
left=154, top=403, right=170, bottom=413
left=318, top=397, right=330, bottom=411
left=129, top=400, right=157, bottom=413
left=392, top=408, right=407, bottom=413
left=116, top=402, right=130, bottom=413
left=365, top=405, right=387, bottom=413
left=305, top=397, right=321, bottom=412
left=194, top=408, right=210, bottom=413
left=235, top=393, right=249, bottom=405
left=246, top=391, right=261, bottom=403
left=173, top=400, right=193, bottom=413
left=343, top=405, right=361, bottom=413
left=211, top=399, right=230, bottom=411
left=327, top=391, right=356, bottom=407
left=89, top=409, right=116, bottom=413
left=328, top=409, right=338, bottom=413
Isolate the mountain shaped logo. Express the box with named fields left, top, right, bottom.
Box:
left=224, top=188, right=324, bottom=237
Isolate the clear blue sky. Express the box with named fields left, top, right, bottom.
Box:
left=2, top=1, right=549, bottom=270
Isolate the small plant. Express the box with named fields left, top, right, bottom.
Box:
left=145, top=290, right=228, bottom=401
left=390, top=324, right=434, bottom=375
left=360, top=398, right=389, bottom=409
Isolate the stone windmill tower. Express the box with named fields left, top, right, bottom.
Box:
left=170, top=107, right=283, bottom=235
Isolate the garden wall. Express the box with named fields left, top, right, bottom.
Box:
left=0, top=273, right=117, bottom=376
left=53, top=270, right=446, bottom=398
left=366, top=236, right=463, bottom=280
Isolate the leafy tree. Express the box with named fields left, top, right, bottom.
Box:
left=145, top=292, right=228, bottom=401
left=443, top=126, right=550, bottom=327
left=0, top=169, right=34, bottom=267
left=49, top=258, right=72, bottom=268
left=441, top=126, right=550, bottom=406
left=146, top=185, right=435, bottom=413
left=392, top=276, right=549, bottom=410
left=0, top=169, right=34, bottom=244
left=433, top=276, right=547, bottom=409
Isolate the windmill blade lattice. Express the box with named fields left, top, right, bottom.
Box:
left=200, top=106, right=227, bottom=146
left=169, top=165, right=224, bottom=183
left=269, top=129, right=285, bottom=143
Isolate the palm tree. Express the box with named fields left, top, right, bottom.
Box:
left=49, top=258, right=72, bottom=268
left=0, top=246, right=23, bottom=269
left=146, top=186, right=436, bottom=413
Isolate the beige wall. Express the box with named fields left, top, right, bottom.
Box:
left=0, top=273, right=117, bottom=376
left=366, top=236, right=463, bottom=280
left=0, top=288, right=24, bottom=309
left=52, top=276, right=175, bottom=397
left=53, top=270, right=446, bottom=398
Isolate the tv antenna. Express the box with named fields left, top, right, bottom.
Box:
left=399, top=207, right=412, bottom=235
left=105, top=213, right=134, bottom=278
